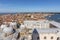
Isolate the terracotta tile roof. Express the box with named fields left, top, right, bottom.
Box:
left=0, top=13, right=53, bottom=24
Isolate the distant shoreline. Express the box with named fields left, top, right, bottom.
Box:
left=0, top=12, right=60, bottom=15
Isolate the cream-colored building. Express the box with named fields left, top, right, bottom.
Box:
left=23, top=20, right=50, bottom=29
left=31, top=28, right=60, bottom=40
left=20, top=20, right=60, bottom=40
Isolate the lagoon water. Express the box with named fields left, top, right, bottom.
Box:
left=46, top=14, right=60, bottom=22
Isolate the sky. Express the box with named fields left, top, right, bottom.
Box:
left=0, top=0, right=60, bottom=13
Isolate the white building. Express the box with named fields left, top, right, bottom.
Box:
left=22, top=20, right=60, bottom=40
left=23, top=20, right=50, bottom=29
left=32, top=28, right=60, bottom=40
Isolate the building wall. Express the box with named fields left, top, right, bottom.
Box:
left=24, top=20, right=50, bottom=29
left=39, top=33, right=57, bottom=40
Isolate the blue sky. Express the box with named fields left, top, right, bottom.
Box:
left=0, top=0, right=60, bottom=13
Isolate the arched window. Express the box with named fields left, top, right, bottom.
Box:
left=57, top=37, right=60, bottom=40
left=37, top=37, right=39, bottom=40
left=44, top=36, right=46, bottom=39
left=51, top=36, right=53, bottom=39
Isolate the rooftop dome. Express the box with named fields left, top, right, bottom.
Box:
left=3, top=26, right=13, bottom=34
left=33, top=29, right=38, bottom=34
left=0, top=24, right=7, bottom=30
